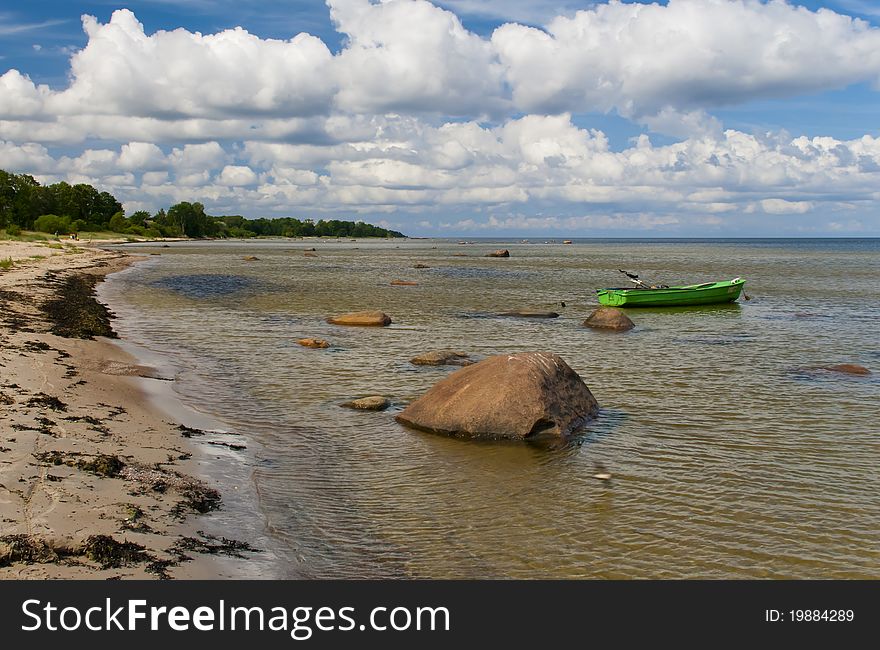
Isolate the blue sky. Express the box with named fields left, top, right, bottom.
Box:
left=2, top=1, right=880, bottom=236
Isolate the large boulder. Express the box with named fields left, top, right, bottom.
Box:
left=410, top=350, right=473, bottom=367
left=583, top=307, right=634, bottom=331
left=485, top=249, right=510, bottom=258
left=395, top=352, right=598, bottom=440
left=328, top=310, right=392, bottom=327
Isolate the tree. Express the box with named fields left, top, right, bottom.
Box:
left=33, top=214, right=71, bottom=234
left=108, top=211, right=128, bottom=233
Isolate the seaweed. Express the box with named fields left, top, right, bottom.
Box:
left=81, top=535, right=149, bottom=569
left=41, top=273, right=117, bottom=339
left=26, top=393, right=68, bottom=412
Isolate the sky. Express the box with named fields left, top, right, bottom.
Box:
left=2, top=0, right=880, bottom=237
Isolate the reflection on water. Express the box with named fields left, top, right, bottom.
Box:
left=101, top=238, right=880, bottom=578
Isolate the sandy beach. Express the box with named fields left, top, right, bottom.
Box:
left=0, top=240, right=253, bottom=579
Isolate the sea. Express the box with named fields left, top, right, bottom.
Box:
left=97, top=238, right=880, bottom=579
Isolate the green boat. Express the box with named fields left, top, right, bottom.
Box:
left=597, top=276, right=746, bottom=307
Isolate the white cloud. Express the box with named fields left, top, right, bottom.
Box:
left=0, top=2, right=879, bottom=234
left=218, top=165, right=258, bottom=186
left=3, top=1, right=880, bottom=143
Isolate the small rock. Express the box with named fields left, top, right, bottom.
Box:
left=297, top=338, right=330, bottom=349
left=242, top=256, right=259, bottom=261
left=452, top=253, right=468, bottom=257
left=413, top=263, right=430, bottom=269
left=583, top=307, right=635, bottom=331
left=410, top=350, right=473, bottom=366
left=304, top=252, right=318, bottom=258
left=304, top=247, right=316, bottom=251
left=563, top=240, right=573, bottom=244
left=485, top=249, right=510, bottom=258
left=341, top=396, right=390, bottom=411
left=328, top=310, right=392, bottom=327
left=390, top=280, right=419, bottom=286
left=822, top=364, right=871, bottom=376
left=500, top=310, right=559, bottom=319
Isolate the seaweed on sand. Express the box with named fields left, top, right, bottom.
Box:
left=41, top=273, right=117, bottom=339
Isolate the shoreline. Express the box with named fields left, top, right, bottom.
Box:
left=0, top=240, right=260, bottom=578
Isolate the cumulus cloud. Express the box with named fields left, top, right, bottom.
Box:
left=0, top=1, right=879, bottom=234
left=3, top=1, right=880, bottom=142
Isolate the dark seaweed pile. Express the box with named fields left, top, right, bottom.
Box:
left=42, top=274, right=116, bottom=339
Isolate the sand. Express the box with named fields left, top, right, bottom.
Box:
left=0, top=240, right=255, bottom=578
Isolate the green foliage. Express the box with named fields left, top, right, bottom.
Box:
left=0, top=257, right=13, bottom=270
left=0, top=168, right=406, bottom=240
left=107, top=211, right=128, bottom=233
left=33, top=214, right=72, bottom=234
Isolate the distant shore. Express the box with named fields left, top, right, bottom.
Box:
left=0, top=239, right=253, bottom=578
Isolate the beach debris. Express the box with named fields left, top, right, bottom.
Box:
left=410, top=350, right=474, bottom=367
left=499, top=310, right=560, bottom=318
left=820, top=364, right=871, bottom=376
left=42, top=273, right=117, bottom=339
left=583, top=307, right=635, bottom=332
left=297, top=337, right=330, bottom=348
left=390, top=279, right=419, bottom=286
left=25, top=392, right=68, bottom=411
left=485, top=249, right=510, bottom=258
left=82, top=534, right=149, bottom=569
left=327, top=310, right=392, bottom=327
left=341, top=396, right=391, bottom=411
left=396, top=352, right=599, bottom=441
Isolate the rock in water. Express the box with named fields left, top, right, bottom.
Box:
left=341, top=396, right=390, bottom=411
left=410, top=350, right=473, bottom=366
left=327, top=310, right=392, bottom=327
left=390, top=280, right=419, bottom=286
left=583, top=307, right=635, bottom=331
left=242, top=256, right=259, bottom=261
left=297, top=338, right=330, bottom=348
left=485, top=249, right=510, bottom=257
left=500, top=310, right=559, bottom=318
left=822, top=364, right=871, bottom=376
left=396, top=352, right=598, bottom=440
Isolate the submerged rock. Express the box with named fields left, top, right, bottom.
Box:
left=499, top=310, right=559, bottom=319
left=410, top=350, right=474, bottom=367
left=485, top=249, right=510, bottom=258
left=327, top=310, right=392, bottom=327
left=390, top=280, right=419, bottom=286
left=396, top=352, right=598, bottom=440
left=583, top=307, right=634, bottom=331
left=341, top=396, right=390, bottom=411
left=413, top=263, right=430, bottom=269
left=242, top=256, right=259, bottom=261
left=822, top=364, right=871, bottom=376
left=297, top=338, right=330, bottom=349
left=304, top=252, right=318, bottom=258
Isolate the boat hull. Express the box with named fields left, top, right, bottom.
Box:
left=596, top=279, right=745, bottom=307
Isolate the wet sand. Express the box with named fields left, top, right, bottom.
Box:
left=0, top=240, right=255, bottom=578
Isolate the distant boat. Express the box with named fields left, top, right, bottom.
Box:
left=597, top=271, right=746, bottom=307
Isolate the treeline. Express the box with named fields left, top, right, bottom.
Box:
left=0, top=170, right=405, bottom=239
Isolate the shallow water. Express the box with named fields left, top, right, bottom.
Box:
left=100, top=238, right=880, bottom=578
